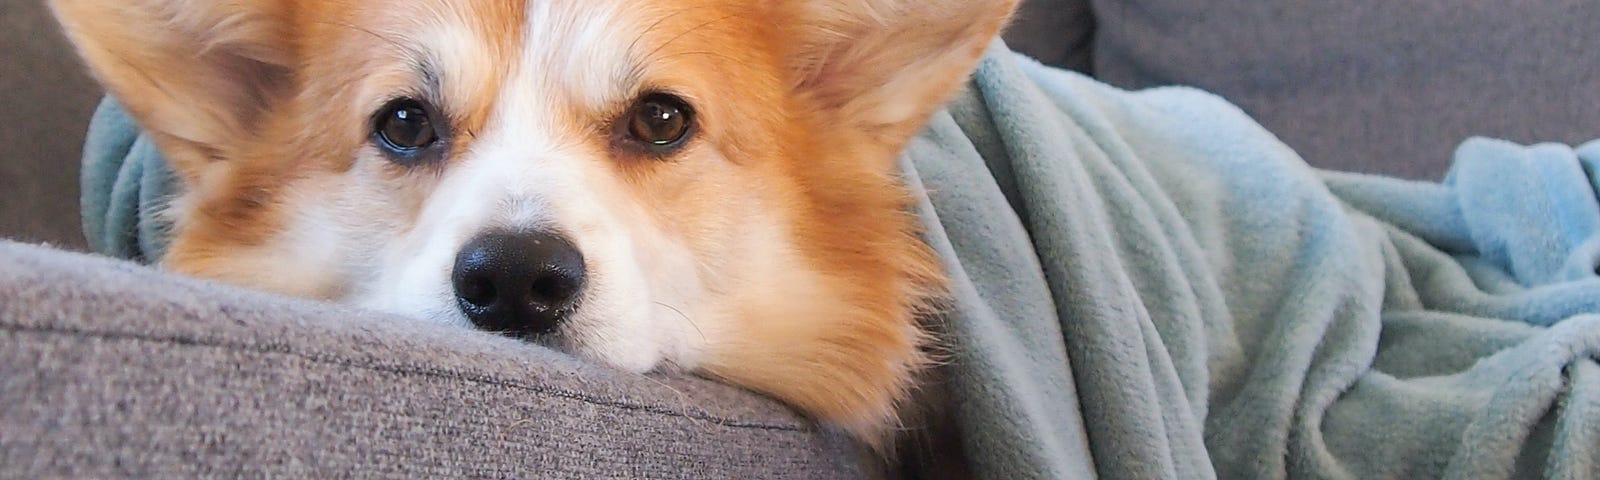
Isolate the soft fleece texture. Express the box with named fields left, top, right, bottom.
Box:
left=82, top=43, right=1600, bottom=479
left=901, top=45, right=1600, bottom=478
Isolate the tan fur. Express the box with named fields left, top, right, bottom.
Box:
left=51, top=0, right=1017, bottom=445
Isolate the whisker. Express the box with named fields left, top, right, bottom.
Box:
left=653, top=301, right=706, bottom=343
left=639, top=373, right=698, bottom=420
left=644, top=13, right=744, bottom=60
left=653, top=50, right=748, bottom=65
left=625, top=5, right=719, bottom=58
left=311, top=20, right=408, bottom=53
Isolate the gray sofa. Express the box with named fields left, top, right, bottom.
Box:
left=0, top=241, right=862, bottom=478
left=3, top=0, right=1597, bottom=477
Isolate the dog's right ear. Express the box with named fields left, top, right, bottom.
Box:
left=779, top=0, right=1018, bottom=171
left=50, top=0, right=292, bottom=184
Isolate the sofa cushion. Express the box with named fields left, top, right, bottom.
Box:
left=1089, top=0, right=1600, bottom=179
left=0, top=2, right=100, bottom=249
left=0, top=241, right=861, bottom=479
left=1002, top=0, right=1097, bottom=73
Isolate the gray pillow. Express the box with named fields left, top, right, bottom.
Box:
left=1089, top=0, right=1600, bottom=179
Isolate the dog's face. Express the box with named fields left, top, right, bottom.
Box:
left=52, top=0, right=1014, bottom=439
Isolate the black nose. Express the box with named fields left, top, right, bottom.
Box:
left=452, top=230, right=586, bottom=337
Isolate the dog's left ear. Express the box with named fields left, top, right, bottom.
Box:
left=782, top=0, right=1018, bottom=160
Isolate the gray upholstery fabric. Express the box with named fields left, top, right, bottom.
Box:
left=1002, top=0, right=1096, bottom=73
left=0, top=1, right=99, bottom=249
left=0, top=241, right=863, bottom=479
left=1088, top=0, right=1600, bottom=179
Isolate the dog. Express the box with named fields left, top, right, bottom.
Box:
left=51, top=0, right=1018, bottom=464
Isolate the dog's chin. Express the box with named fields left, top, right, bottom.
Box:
left=405, top=304, right=669, bottom=374
left=550, top=320, right=669, bottom=374
left=351, top=277, right=685, bottom=375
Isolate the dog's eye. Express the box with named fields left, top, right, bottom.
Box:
left=626, top=93, right=693, bottom=149
left=374, top=98, right=439, bottom=154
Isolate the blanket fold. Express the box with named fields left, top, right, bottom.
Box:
left=82, top=42, right=1600, bottom=479
left=905, top=44, right=1600, bottom=479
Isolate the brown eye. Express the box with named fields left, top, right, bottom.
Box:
left=626, top=93, right=693, bottom=148
left=375, top=98, right=438, bottom=154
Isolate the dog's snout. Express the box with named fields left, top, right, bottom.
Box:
left=452, top=230, right=586, bottom=337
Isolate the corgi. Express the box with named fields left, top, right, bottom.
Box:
left=50, top=0, right=1017, bottom=457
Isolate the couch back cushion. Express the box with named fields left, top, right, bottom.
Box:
left=1004, top=0, right=1098, bottom=73
left=0, top=2, right=101, bottom=248
left=1088, top=0, right=1600, bottom=179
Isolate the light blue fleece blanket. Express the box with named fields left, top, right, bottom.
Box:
left=83, top=43, right=1600, bottom=479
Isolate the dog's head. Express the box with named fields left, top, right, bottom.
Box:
left=52, top=0, right=1015, bottom=438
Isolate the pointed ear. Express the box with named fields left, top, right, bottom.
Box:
left=50, top=0, right=293, bottom=184
left=783, top=0, right=1018, bottom=152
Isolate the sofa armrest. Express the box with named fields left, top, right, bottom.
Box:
left=0, top=241, right=861, bottom=479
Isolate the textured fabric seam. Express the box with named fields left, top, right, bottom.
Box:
left=0, top=322, right=812, bottom=433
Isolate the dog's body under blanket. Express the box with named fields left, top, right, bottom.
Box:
left=84, top=43, right=1600, bottom=479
